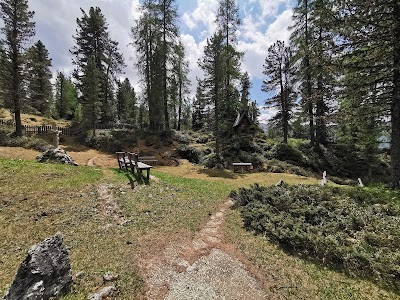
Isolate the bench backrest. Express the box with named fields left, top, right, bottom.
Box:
left=116, top=152, right=125, bottom=160
left=128, top=152, right=139, bottom=166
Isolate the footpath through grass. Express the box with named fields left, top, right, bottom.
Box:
left=0, top=158, right=231, bottom=299
left=0, top=157, right=398, bottom=299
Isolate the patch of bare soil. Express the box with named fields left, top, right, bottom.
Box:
left=141, top=200, right=271, bottom=300
left=94, top=167, right=132, bottom=227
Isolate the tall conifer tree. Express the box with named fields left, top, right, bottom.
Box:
left=0, top=0, right=35, bottom=136
left=25, top=40, right=52, bottom=115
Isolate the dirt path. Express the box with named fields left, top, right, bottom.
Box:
left=142, top=200, right=268, bottom=300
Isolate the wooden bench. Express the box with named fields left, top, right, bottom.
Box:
left=138, top=156, right=158, bottom=165
left=129, top=152, right=152, bottom=180
left=233, top=162, right=253, bottom=173
left=116, top=152, right=132, bottom=171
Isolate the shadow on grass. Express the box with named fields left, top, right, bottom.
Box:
left=123, top=171, right=150, bottom=188
left=197, top=168, right=246, bottom=179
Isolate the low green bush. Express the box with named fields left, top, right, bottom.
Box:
left=202, top=153, right=225, bottom=169
left=85, top=130, right=138, bottom=152
left=173, top=131, right=191, bottom=144
left=264, top=159, right=313, bottom=177
left=0, top=130, right=50, bottom=151
left=268, top=143, right=305, bottom=166
left=232, top=184, right=400, bottom=292
left=176, top=145, right=203, bottom=164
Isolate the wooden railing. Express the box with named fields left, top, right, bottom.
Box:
left=0, top=119, right=137, bottom=136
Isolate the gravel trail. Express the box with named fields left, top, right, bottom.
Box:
left=142, top=200, right=268, bottom=300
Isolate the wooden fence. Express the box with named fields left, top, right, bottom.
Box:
left=0, top=119, right=73, bottom=136
left=0, top=119, right=137, bottom=136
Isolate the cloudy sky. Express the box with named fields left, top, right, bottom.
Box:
left=29, top=0, right=294, bottom=122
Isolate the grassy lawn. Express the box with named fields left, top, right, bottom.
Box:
left=0, top=156, right=398, bottom=299
left=0, top=158, right=230, bottom=299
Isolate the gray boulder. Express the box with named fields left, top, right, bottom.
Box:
left=3, top=235, right=72, bottom=300
left=37, top=148, right=78, bottom=166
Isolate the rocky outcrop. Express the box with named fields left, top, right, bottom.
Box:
left=3, top=235, right=72, bottom=300
left=36, top=148, right=78, bottom=165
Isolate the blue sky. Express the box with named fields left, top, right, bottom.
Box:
left=29, top=0, right=295, bottom=123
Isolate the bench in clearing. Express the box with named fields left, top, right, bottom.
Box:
left=116, top=152, right=132, bottom=171
left=233, top=162, right=253, bottom=173
left=138, top=156, right=158, bottom=165
left=129, top=152, right=152, bottom=180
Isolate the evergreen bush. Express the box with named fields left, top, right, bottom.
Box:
left=232, top=184, right=400, bottom=292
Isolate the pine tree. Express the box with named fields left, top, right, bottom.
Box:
left=160, top=0, right=179, bottom=129
left=0, top=0, right=35, bottom=136
left=199, top=32, right=225, bottom=157
left=192, top=79, right=208, bottom=131
left=215, top=0, right=242, bottom=137
left=25, top=40, right=52, bottom=115
left=71, top=7, right=124, bottom=125
left=55, top=72, right=78, bottom=120
left=132, top=0, right=162, bottom=130
left=132, top=0, right=180, bottom=130
left=171, top=42, right=190, bottom=131
left=262, top=41, right=296, bottom=144
left=116, top=78, right=137, bottom=124
left=291, top=0, right=337, bottom=146
left=336, top=0, right=400, bottom=186
left=81, top=57, right=102, bottom=135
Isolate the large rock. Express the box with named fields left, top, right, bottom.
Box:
left=3, top=235, right=72, bottom=300
left=37, top=148, right=78, bottom=166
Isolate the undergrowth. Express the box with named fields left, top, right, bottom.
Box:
left=231, top=184, right=400, bottom=293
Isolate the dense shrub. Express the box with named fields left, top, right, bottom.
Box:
left=85, top=130, right=137, bottom=152
left=0, top=130, right=50, bottom=151
left=173, top=131, right=191, bottom=144
left=202, top=153, right=225, bottom=169
left=222, top=136, right=264, bottom=168
left=264, top=159, right=313, bottom=177
left=268, top=143, right=305, bottom=166
left=176, top=145, right=203, bottom=164
left=232, top=184, right=400, bottom=292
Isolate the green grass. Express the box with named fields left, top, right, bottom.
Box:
left=0, top=157, right=398, bottom=299
left=0, top=160, right=230, bottom=299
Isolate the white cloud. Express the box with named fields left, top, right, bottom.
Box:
left=238, top=9, right=293, bottom=80
left=30, top=0, right=139, bottom=85
left=258, top=106, right=277, bottom=124
left=182, top=0, right=219, bottom=38
left=23, top=0, right=295, bottom=104
left=258, top=0, right=292, bottom=17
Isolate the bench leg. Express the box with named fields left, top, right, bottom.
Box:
left=147, top=169, right=150, bottom=180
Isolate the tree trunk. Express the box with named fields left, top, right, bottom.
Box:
left=316, top=27, right=326, bottom=145
left=304, top=0, right=315, bottom=146
left=178, top=69, right=182, bottom=131
left=163, top=0, right=169, bottom=130
left=391, top=1, right=400, bottom=188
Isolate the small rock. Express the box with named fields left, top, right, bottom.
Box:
left=120, top=219, right=132, bottom=226
left=103, top=273, right=119, bottom=283
left=73, top=271, right=85, bottom=280
left=87, top=286, right=115, bottom=300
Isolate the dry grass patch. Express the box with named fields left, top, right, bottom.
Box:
left=1, top=109, right=71, bottom=127
left=157, top=160, right=319, bottom=189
